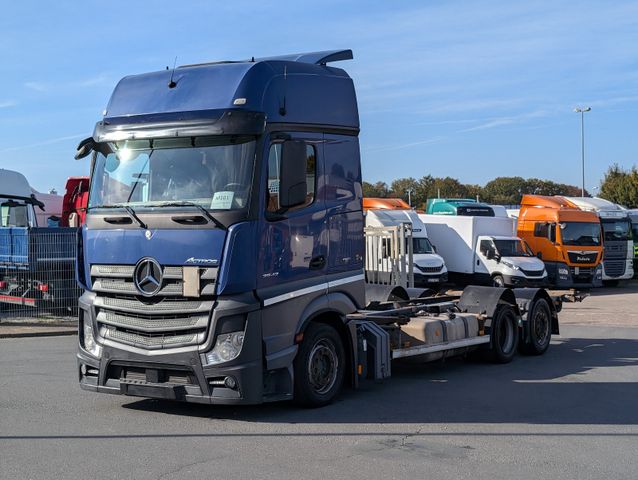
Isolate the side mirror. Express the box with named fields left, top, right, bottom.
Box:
left=432, top=244, right=437, bottom=253
left=486, top=249, right=495, bottom=260
left=279, top=140, right=308, bottom=209
left=75, top=137, right=95, bottom=160
left=536, top=252, right=543, bottom=260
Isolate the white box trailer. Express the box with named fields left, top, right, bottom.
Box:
left=419, top=214, right=547, bottom=287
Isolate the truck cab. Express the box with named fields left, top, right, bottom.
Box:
left=365, top=208, right=447, bottom=287
left=0, top=169, right=39, bottom=228
left=475, top=235, right=547, bottom=287
left=425, top=198, right=495, bottom=216
left=75, top=50, right=368, bottom=406
left=518, top=195, right=603, bottom=288
left=565, top=197, right=634, bottom=284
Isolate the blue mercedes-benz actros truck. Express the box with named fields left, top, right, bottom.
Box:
left=76, top=50, right=564, bottom=407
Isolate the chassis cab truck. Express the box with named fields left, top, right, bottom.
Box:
left=564, top=197, right=634, bottom=285
left=75, top=50, right=562, bottom=407
left=517, top=195, right=603, bottom=288
left=419, top=214, right=548, bottom=287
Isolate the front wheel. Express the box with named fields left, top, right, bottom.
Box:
left=489, top=304, right=519, bottom=363
left=294, top=323, right=345, bottom=407
left=520, top=298, right=552, bottom=355
left=492, top=275, right=505, bottom=287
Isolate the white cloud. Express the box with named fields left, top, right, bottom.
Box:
left=24, top=81, right=48, bottom=92
left=0, top=134, right=86, bottom=153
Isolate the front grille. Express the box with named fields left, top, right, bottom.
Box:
left=97, top=310, right=208, bottom=331
left=102, top=326, right=202, bottom=348
left=416, top=264, right=443, bottom=273
left=567, top=251, right=598, bottom=264
left=91, top=263, right=217, bottom=350
left=604, top=242, right=628, bottom=260
left=519, top=268, right=545, bottom=277
left=604, top=259, right=626, bottom=277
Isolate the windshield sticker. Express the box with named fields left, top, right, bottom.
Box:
left=211, top=191, right=234, bottom=209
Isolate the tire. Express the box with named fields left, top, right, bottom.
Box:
left=293, top=323, right=345, bottom=407
left=489, top=304, right=519, bottom=363
left=492, top=275, right=505, bottom=287
left=519, top=298, right=552, bottom=355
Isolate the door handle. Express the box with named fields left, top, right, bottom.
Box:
left=309, top=255, right=326, bottom=270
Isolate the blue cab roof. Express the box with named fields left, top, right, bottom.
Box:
left=104, top=49, right=359, bottom=131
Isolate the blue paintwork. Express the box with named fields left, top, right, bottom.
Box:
left=215, top=221, right=258, bottom=296
left=82, top=227, right=226, bottom=287
left=104, top=55, right=358, bottom=130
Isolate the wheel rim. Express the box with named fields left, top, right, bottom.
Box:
left=307, top=339, right=339, bottom=395
left=533, top=305, right=550, bottom=346
left=494, top=276, right=504, bottom=287
left=498, top=312, right=515, bottom=353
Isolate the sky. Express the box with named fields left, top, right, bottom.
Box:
left=1, top=0, right=637, bottom=194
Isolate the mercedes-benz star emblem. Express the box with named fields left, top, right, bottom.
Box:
left=134, top=257, right=163, bottom=296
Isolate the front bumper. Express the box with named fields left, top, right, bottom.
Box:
left=77, top=291, right=269, bottom=405
left=502, top=274, right=548, bottom=288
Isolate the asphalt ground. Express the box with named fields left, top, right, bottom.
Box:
left=1, top=286, right=637, bottom=480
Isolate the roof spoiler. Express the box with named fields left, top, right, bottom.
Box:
left=180, top=49, right=353, bottom=68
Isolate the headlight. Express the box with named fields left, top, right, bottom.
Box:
left=502, top=260, right=520, bottom=271
left=206, top=331, right=245, bottom=365
left=82, top=319, right=102, bottom=358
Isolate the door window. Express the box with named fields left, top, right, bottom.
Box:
left=266, top=143, right=316, bottom=213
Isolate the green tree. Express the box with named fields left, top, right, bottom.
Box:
left=362, top=181, right=390, bottom=198
left=600, top=164, right=638, bottom=208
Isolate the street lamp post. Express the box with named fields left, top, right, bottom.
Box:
left=574, top=106, right=591, bottom=197
left=406, top=188, right=414, bottom=207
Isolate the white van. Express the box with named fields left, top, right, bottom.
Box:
left=419, top=214, right=548, bottom=287
left=365, top=209, right=448, bottom=287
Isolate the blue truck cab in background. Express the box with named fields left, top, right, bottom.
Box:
left=76, top=50, right=367, bottom=406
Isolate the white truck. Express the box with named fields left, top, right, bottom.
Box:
left=365, top=209, right=448, bottom=288
left=565, top=197, right=634, bottom=284
left=419, top=214, right=548, bottom=287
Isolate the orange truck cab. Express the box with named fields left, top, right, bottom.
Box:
left=363, top=197, right=411, bottom=211
left=517, top=195, right=603, bottom=288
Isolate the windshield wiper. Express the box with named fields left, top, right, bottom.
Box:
left=146, top=201, right=227, bottom=230
left=89, top=204, right=148, bottom=229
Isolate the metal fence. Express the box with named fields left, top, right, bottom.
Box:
left=364, top=223, right=414, bottom=288
left=0, top=228, right=82, bottom=321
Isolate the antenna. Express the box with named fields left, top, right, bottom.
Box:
left=279, top=65, right=287, bottom=116
left=168, top=56, right=178, bottom=88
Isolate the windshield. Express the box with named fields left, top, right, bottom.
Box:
left=601, top=219, right=632, bottom=242
left=0, top=199, right=30, bottom=227
left=559, top=221, right=602, bottom=246
left=412, top=237, right=434, bottom=254
left=89, top=136, right=256, bottom=211
left=493, top=239, right=533, bottom=257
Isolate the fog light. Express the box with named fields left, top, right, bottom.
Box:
left=83, top=320, right=102, bottom=358
left=224, top=376, right=237, bottom=390
left=205, top=331, right=245, bottom=365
